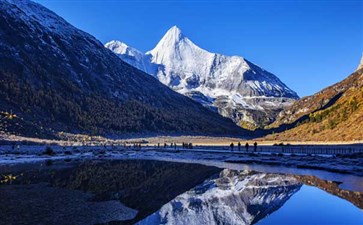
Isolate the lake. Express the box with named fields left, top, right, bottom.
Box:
left=0, top=159, right=362, bottom=225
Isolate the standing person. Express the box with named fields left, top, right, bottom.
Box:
left=230, top=142, right=234, bottom=151
left=238, top=142, right=241, bottom=151
left=245, top=142, right=249, bottom=152
left=254, top=142, right=257, bottom=152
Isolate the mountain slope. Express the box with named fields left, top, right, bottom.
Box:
left=265, top=65, right=363, bottom=141
left=105, top=26, right=299, bottom=129
left=0, top=0, right=246, bottom=138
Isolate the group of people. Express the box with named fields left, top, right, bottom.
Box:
left=230, top=142, right=258, bottom=152
left=156, top=142, right=193, bottom=149
left=182, top=142, right=193, bottom=149
left=155, top=141, right=257, bottom=152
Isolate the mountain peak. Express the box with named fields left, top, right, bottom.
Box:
left=107, top=26, right=298, bottom=128
left=146, top=25, right=206, bottom=60
left=167, top=25, right=183, bottom=37
left=357, top=53, right=363, bottom=71
left=157, top=25, right=185, bottom=46
left=105, top=40, right=128, bottom=53
left=105, top=40, right=144, bottom=57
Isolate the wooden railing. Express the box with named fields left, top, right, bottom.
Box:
left=189, top=145, right=363, bottom=155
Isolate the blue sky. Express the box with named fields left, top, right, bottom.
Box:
left=34, top=0, right=363, bottom=97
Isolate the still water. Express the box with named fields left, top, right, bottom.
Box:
left=0, top=159, right=362, bottom=225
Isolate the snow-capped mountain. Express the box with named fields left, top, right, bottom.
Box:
left=137, top=170, right=301, bottom=225
left=106, top=26, right=299, bottom=128
left=0, top=0, right=246, bottom=137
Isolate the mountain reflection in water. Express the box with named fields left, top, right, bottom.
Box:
left=0, top=160, right=362, bottom=225
left=0, top=160, right=220, bottom=225
left=138, top=169, right=363, bottom=225
left=137, top=169, right=302, bottom=225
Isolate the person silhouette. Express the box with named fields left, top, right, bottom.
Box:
left=245, top=142, right=249, bottom=152
left=254, top=142, right=257, bottom=152
left=188, top=143, right=193, bottom=149
left=230, top=142, right=234, bottom=151
left=238, top=142, right=241, bottom=151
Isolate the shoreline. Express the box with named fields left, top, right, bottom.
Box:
left=1, top=145, right=362, bottom=186
left=1, top=134, right=363, bottom=147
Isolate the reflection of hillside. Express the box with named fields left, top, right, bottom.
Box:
left=2, top=160, right=220, bottom=225
left=293, top=175, right=363, bottom=210
left=1, top=160, right=362, bottom=225
left=138, top=170, right=302, bottom=225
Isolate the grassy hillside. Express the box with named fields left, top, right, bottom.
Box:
left=264, top=68, right=363, bottom=141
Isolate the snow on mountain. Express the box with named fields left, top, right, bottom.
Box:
left=357, top=53, right=363, bottom=71
left=137, top=170, right=301, bottom=225
left=3, top=0, right=83, bottom=36
left=105, top=26, right=299, bottom=128
left=105, top=40, right=157, bottom=75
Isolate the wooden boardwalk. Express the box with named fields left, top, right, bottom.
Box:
left=169, top=144, right=363, bottom=156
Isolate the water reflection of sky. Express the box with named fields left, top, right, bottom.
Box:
left=257, top=185, right=363, bottom=225
left=138, top=168, right=363, bottom=225
left=1, top=160, right=362, bottom=225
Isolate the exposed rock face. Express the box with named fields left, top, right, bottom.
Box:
left=106, top=26, right=299, bottom=129
left=0, top=0, right=246, bottom=137
left=137, top=170, right=301, bottom=225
